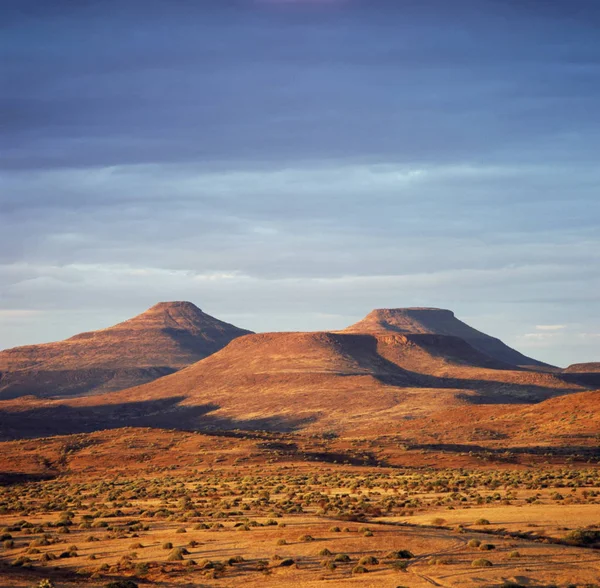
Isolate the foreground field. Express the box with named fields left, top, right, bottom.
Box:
left=1, top=429, right=600, bottom=587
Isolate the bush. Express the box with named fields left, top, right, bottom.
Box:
left=167, top=547, right=187, bottom=561
left=162, top=541, right=173, bottom=550
left=352, top=564, right=368, bottom=574
left=471, top=558, right=493, bottom=567
left=479, top=543, right=495, bottom=551
left=475, top=518, right=490, bottom=525
left=334, top=553, right=351, bottom=562
left=564, top=529, right=600, bottom=546
left=467, top=539, right=481, bottom=548
left=386, top=550, right=414, bottom=559
left=104, top=582, right=139, bottom=588
left=299, top=534, right=315, bottom=542
left=359, top=555, right=379, bottom=565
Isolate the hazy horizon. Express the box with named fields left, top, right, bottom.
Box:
left=1, top=0, right=599, bottom=367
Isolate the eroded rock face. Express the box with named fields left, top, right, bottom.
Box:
left=0, top=302, right=252, bottom=399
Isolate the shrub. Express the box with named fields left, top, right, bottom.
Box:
left=386, top=550, right=414, bottom=559
left=475, top=518, right=490, bottom=525
left=507, top=550, right=521, bottom=559
left=167, top=547, right=187, bottom=561
left=319, top=548, right=332, bottom=556
left=299, top=534, right=315, bottom=542
left=104, top=582, right=139, bottom=588
left=564, top=529, right=600, bottom=546
left=334, top=553, right=351, bottom=562
left=479, top=543, right=495, bottom=551
left=467, top=539, right=481, bottom=548
left=431, top=517, right=446, bottom=526
left=329, top=526, right=341, bottom=532
left=277, top=539, right=287, bottom=545
left=471, top=558, right=493, bottom=567
left=359, top=555, right=379, bottom=565
left=162, top=541, right=173, bottom=550
left=352, top=564, right=368, bottom=573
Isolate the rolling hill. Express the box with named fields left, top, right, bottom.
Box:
left=0, top=301, right=252, bottom=399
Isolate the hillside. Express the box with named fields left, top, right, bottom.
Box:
left=564, top=362, right=600, bottom=373
left=0, top=328, right=583, bottom=440
left=396, top=389, right=600, bottom=448
left=343, top=308, right=551, bottom=368
left=0, top=301, right=251, bottom=399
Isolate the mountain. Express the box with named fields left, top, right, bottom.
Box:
left=343, top=308, right=551, bottom=368
left=0, top=302, right=252, bottom=399
left=0, top=323, right=582, bottom=440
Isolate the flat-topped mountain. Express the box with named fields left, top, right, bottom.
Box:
left=0, top=302, right=252, bottom=399
left=343, top=308, right=551, bottom=368
left=1, top=326, right=580, bottom=440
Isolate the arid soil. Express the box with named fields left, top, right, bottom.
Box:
left=1, top=428, right=600, bottom=588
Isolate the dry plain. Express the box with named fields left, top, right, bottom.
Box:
left=1, top=428, right=600, bottom=588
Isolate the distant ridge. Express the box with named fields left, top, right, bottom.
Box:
left=564, top=362, right=600, bottom=373
left=0, top=302, right=252, bottom=399
left=343, top=308, right=552, bottom=368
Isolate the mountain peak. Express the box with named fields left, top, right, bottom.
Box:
left=0, top=302, right=252, bottom=399
left=146, top=301, right=202, bottom=313
left=367, top=307, right=455, bottom=318
left=344, top=307, right=550, bottom=368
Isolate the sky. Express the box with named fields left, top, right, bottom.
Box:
left=1, top=0, right=599, bottom=367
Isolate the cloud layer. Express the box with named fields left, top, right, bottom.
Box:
left=1, top=0, right=599, bottom=366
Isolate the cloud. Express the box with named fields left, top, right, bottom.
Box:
left=0, top=0, right=599, bottom=368
left=535, top=325, right=566, bottom=331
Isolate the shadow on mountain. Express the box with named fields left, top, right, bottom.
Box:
left=0, top=366, right=177, bottom=400
left=371, top=359, right=581, bottom=403
left=0, top=396, right=315, bottom=441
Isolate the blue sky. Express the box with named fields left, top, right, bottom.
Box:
left=1, top=0, right=599, bottom=366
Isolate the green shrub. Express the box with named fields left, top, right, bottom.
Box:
left=471, top=558, right=493, bottom=567
left=334, top=553, right=351, bottom=562
left=386, top=550, right=414, bottom=559
left=352, top=564, right=368, bottom=573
